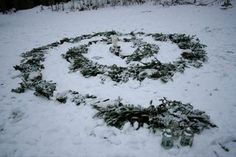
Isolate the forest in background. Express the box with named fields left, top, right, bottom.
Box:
left=0, top=0, right=232, bottom=13
left=0, top=0, right=70, bottom=13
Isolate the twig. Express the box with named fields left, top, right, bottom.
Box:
left=219, top=143, right=229, bottom=152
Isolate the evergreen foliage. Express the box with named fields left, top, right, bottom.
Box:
left=12, top=31, right=207, bottom=96
left=34, top=80, right=56, bottom=99
left=93, top=97, right=217, bottom=147
left=93, top=97, right=216, bottom=131
left=62, top=31, right=207, bottom=83
left=126, top=43, right=159, bottom=63
left=12, top=38, right=57, bottom=99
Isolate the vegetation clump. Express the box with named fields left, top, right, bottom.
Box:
left=126, top=43, right=159, bottom=63
left=93, top=97, right=217, bottom=147
left=12, top=41, right=56, bottom=99
left=12, top=31, right=208, bottom=96
left=61, top=31, right=207, bottom=83
left=34, top=80, right=56, bottom=99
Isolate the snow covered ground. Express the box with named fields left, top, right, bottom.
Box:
left=0, top=3, right=236, bottom=157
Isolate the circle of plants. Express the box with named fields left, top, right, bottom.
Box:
left=12, top=31, right=215, bottom=149
left=62, top=31, right=207, bottom=83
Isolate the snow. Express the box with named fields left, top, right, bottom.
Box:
left=119, top=42, right=136, bottom=56
left=141, top=35, right=183, bottom=63
left=85, top=43, right=128, bottom=66
left=1, top=3, right=236, bottom=157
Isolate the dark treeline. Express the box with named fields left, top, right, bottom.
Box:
left=0, top=0, right=70, bottom=13
left=0, top=0, right=232, bottom=13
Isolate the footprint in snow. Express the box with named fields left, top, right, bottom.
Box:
left=0, top=124, right=5, bottom=134
left=226, top=51, right=234, bottom=54
left=9, top=109, right=25, bottom=123
left=204, top=27, right=223, bottom=33
left=211, top=135, right=236, bottom=152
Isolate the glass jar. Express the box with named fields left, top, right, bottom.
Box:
left=161, top=129, right=174, bottom=149
left=180, top=127, right=194, bottom=147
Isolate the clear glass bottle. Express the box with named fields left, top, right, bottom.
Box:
left=180, top=127, right=194, bottom=147
left=161, top=129, right=174, bottom=149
